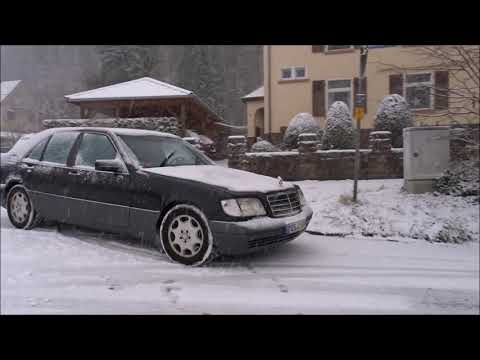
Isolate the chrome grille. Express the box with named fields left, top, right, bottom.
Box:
left=266, top=189, right=302, bottom=217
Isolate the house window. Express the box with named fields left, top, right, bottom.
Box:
left=294, top=67, right=306, bottom=78
left=326, top=45, right=353, bottom=52
left=280, top=66, right=307, bottom=80
left=327, top=79, right=352, bottom=110
left=405, top=72, right=433, bottom=109
left=281, top=68, right=292, bottom=80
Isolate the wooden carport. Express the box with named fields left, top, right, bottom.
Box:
left=64, top=77, right=223, bottom=140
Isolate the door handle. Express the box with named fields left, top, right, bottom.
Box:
left=68, top=170, right=80, bottom=176
left=21, top=163, right=35, bottom=168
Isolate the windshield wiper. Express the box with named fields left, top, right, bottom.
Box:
left=158, top=151, right=176, bottom=167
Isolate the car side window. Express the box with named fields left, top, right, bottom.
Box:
left=42, top=132, right=79, bottom=165
left=25, top=137, right=49, bottom=161
left=75, top=133, right=117, bottom=168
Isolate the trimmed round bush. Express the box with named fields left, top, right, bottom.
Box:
left=374, top=94, right=413, bottom=148
left=250, top=138, right=278, bottom=152
left=322, top=101, right=354, bottom=149
left=283, top=112, right=321, bottom=148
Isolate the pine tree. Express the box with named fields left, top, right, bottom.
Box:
left=97, top=45, right=160, bottom=85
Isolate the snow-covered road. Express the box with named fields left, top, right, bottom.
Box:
left=1, top=208, right=479, bottom=314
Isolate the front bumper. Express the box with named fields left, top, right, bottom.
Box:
left=210, top=205, right=313, bottom=255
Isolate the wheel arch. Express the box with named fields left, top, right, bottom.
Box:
left=155, top=200, right=206, bottom=232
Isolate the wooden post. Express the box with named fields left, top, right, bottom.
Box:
left=115, top=107, right=120, bottom=119
left=80, top=106, right=86, bottom=119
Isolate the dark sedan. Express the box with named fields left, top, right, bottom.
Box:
left=1, top=127, right=313, bottom=266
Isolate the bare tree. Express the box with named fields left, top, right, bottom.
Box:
left=379, top=45, right=479, bottom=122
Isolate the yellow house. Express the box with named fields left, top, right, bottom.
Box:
left=243, top=45, right=479, bottom=145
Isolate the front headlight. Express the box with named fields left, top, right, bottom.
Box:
left=221, top=198, right=267, bottom=217
left=298, top=188, right=306, bottom=206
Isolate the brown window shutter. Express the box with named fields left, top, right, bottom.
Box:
left=312, top=45, right=325, bottom=53
left=312, top=80, right=326, bottom=117
left=389, top=74, right=404, bottom=96
left=353, top=77, right=368, bottom=113
left=434, top=71, right=449, bottom=110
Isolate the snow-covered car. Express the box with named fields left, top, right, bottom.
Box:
left=0, top=127, right=313, bottom=266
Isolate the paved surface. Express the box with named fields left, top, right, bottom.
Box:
left=1, top=208, right=478, bottom=314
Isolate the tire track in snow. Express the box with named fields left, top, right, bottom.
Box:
left=244, top=261, right=290, bottom=294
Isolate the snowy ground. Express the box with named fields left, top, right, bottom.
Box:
left=1, top=205, right=478, bottom=314
left=296, top=178, right=479, bottom=242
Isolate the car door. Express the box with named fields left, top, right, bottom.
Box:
left=25, top=130, right=82, bottom=223
left=67, top=131, right=131, bottom=233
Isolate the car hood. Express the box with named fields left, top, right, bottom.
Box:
left=141, top=165, right=295, bottom=193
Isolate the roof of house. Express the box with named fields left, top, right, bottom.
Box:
left=242, top=86, right=264, bottom=101
left=65, top=77, right=193, bottom=102
left=1, top=80, right=21, bottom=102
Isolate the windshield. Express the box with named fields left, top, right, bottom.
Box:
left=118, top=134, right=214, bottom=168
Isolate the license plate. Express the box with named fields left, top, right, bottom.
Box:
left=285, top=219, right=306, bottom=234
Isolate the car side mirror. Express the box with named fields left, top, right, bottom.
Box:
left=95, top=159, right=124, bottom=173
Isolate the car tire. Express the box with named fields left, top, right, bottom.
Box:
left=158, top=204, right=216, bottom=266
left=6, top=185, right=42, bottom=230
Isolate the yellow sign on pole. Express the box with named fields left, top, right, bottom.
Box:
left=354, top=107, right=365, bottom=121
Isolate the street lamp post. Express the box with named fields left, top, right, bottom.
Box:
left=353, top=45, right=368, bottom=203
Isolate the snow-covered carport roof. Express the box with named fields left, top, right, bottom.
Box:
left=64, top=77, right=223, bottom=122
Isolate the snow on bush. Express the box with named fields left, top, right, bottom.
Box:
left=250, top=138, right=278, bottom=152
left=374, top=94, right=413, bottom=148
left=322, top=101, right=353, bottom=150
left=296, top=178, right=479, bottom=243
left=434, top=160, right=480, bottom=197
left=434, top=218, right=473, bottom=244
left=283, top=112, right=321, bottom=148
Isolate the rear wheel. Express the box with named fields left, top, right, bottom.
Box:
left=158, top=204, right=216, bottom=266
left=7, top=185, right=41, bottom=230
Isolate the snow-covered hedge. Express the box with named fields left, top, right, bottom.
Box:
left=283, top=113, right=321, bottom=148
left=250, top=138, right=278, bottom=152
left=434, top=160, right=480, bottom=197
left=322, top=101, right=354, bottom=150
left=43, top=117, right=180, bottom=136
left=374, top=95, right=412, bottom=148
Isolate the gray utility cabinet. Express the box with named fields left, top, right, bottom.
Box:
left=403, top=126, right=450, bottom=194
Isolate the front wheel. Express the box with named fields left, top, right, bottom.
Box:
left=158, top=204, right=216, bottom=266
left=7, top=185, right=41, bottom=230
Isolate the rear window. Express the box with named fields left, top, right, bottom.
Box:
left=25, top=137, right=49, bottom=161
left=42, top=132, right=79, bottom=165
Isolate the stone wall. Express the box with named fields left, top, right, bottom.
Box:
left=228, top=131, right=404, bottom=181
